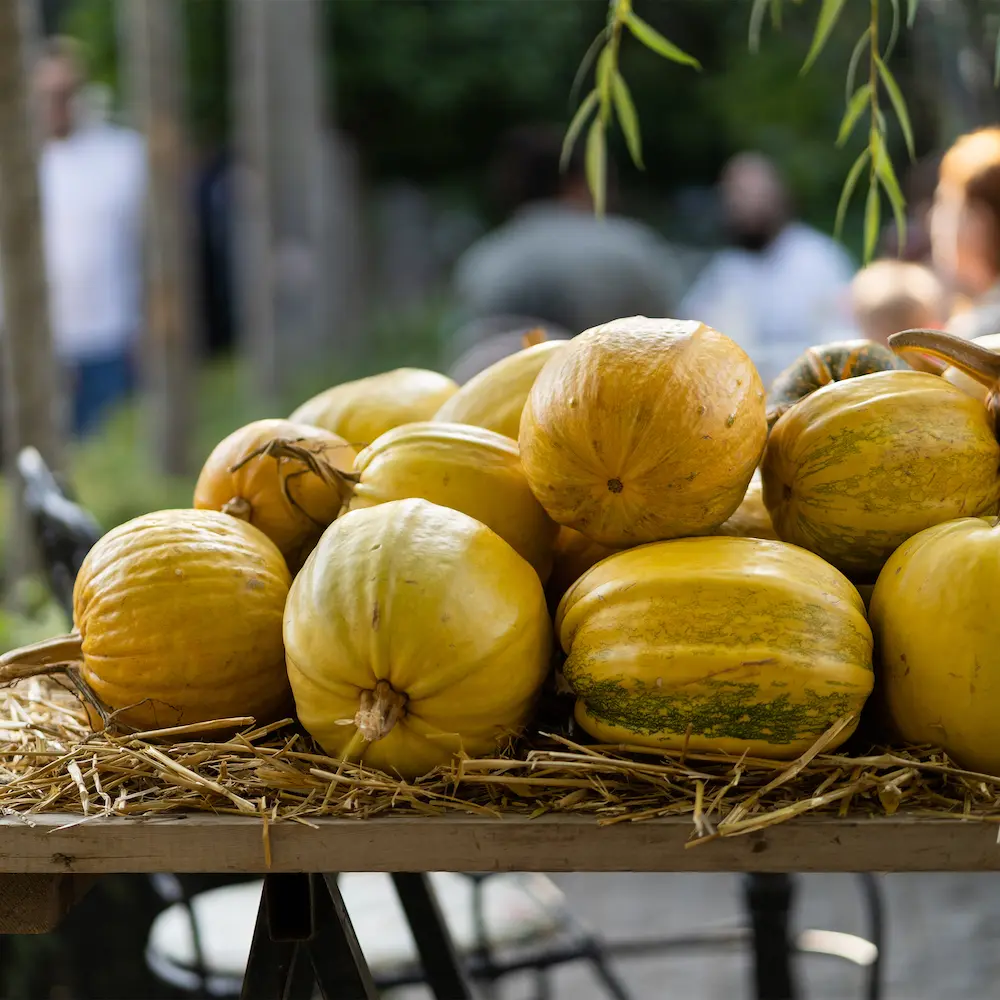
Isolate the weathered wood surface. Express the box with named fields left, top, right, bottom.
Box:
left=0, top=813, right=997, bottom=875
left=0, top=873, right=96, bottom=933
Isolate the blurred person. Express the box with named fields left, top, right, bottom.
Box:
left=450, top=125, right=683, bottom=345
left=849, top=259, right=948, bottom=345
left=19, top=37, right=146, bottom=437
left=679, top=151, right=856, bottom=385
left=194, top=147, right=234, bottom=358
left=930, top=127, right=1000, bottom=341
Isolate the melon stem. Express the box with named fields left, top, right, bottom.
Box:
left=0, top=632, right=83, bottom=683
left=354, top=680, right=407, bottom=743
left=222, top=497, right=252, bottom=520
left=889, top=329, right=1000, bottom=390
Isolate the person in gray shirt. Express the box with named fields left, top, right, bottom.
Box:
left=449, top=125, right=683, bottom=346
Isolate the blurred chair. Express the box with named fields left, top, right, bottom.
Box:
left=17, top=446, right=102, bottom=616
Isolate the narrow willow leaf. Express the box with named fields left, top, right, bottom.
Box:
left=624, top=11, right=702, bottom=70
left=749, top=0, right=772, bottom=53
left=802, top=0, right=848, bottom=74
left=569, top=28, right=609, bottom=110
left=906, top=0, right=919, bottom=26
left=771, top=0, right=783, bottom=29
left=561, top=89, right=599, bottom=172
left=875, top=53, right=916, bottom=159
left=995, top=25, right=1000, bottom=87
left=885, top=0, right=901, bottom=61
left=873, top=132, right=908, bottom=251
left=597, top=47, right=614, bottom=122
left=586, top=117, right=607, bottom=218
left=864, top=179, right=882, bottom=263
left=837, top=84, right=872, bottom=147
left=835, top=148, right=871, bottom=238
left=844, top=27, right=871, bottom=104
left=872, top=131, right=904, bottom=207
left=612, top=70, right=644, bottom=169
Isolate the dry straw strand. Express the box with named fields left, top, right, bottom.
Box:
left=0, top=683, right=998, bottom=839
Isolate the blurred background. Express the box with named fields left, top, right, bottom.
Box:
left=2, top=0, right=1000, bottom=997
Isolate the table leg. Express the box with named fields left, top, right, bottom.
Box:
left=392, top=871, right=477, bottom=1000
left=239, top=873, right=378, bottom=1000
left=744, top=873, right=798, bottom=1000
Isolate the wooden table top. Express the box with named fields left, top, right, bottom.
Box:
left=0, top=813, right=997, bottom=874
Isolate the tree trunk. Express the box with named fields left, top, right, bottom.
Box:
left=231, top=0, right=360, bottom=406
left=0, top=0, right=62, bottom=592
left=119, top=0, right=195, bottom=476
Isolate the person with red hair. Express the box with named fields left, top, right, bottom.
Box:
left=931, top=127, right=1000, bottom=339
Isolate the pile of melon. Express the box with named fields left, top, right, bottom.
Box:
left=6, top=320, right=1000, bottom=779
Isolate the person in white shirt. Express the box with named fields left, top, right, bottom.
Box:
left=21, top=37, right=146, bottom=437
left=679, top=151, right=856, bottom=386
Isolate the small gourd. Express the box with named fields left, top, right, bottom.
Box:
left=766, top=340, right=908, bottom=428
left=897, top=330, right=1000, bottom=405
left=193, top=418, right=355, bottom=572
left=545, top=526, right=620, bottom=610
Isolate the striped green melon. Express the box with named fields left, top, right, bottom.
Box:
left=761, top=370, right=1000, bottom=582
left=555, top=536, right=873, bottom=759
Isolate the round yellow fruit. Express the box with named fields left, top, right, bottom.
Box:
left=346, top=422, right=557, bottom=581
left=290, top=368, right=458, bottom=447
left=556, top=536, right=873, bottom=758
left=870, top=516, right=1000, bottom=774
left=0, top=509, right=292, bottom=733
left=714, top=469, right=777, bottom=540
left=284, top=498, right=552, bottom=779
left=519, top=317, right=767, bottom=547
left=434, top=340, right=569, bottom=439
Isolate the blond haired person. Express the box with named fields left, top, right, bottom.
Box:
left=850, top=259, right=948, bottom=346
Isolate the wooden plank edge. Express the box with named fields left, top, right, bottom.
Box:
left=0, top=813, right=997, bottom=874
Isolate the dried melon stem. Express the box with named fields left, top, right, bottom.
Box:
left=521, top=327, right=547, bottom=349
left=0, top=632, right=83, bottom=681
left=230, top=437, right=359, bottom=524
left=354, top=680, right=407, bottom=743
left=889, top=329, right=1000, bottom=390
left=222, top=497, right=252, bottom=520
left=0, top=632, right=118, bottom=730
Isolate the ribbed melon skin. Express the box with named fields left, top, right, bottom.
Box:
left=556, top=536, right=873, bottom=759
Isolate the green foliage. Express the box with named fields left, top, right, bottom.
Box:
left=562, top=0, right=702, bottom=217
left=566, top=0, right=930, bottom=260
left=61, top=0, right=229, bottom=143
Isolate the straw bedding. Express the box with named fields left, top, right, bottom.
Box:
left=1, top=679, right=999, bottom=847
